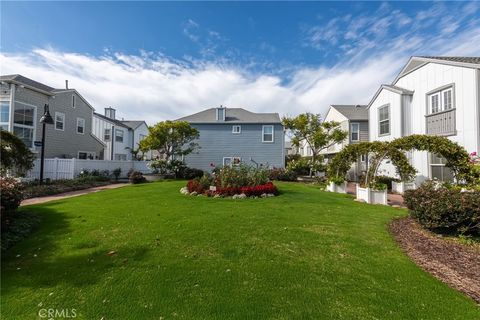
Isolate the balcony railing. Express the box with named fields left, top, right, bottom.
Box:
left=426, top=109, right=456, bottom=136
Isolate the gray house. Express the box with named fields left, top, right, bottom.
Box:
left=0, top=74, right=105, bottom=159
left=320, top=104, right=369, bottom=181
left=177, top=107, right=285, bottom=171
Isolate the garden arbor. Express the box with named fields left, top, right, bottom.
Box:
left=327, top=135, right=477, bottom=187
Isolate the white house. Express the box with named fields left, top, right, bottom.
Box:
left=368, top=56, right=480, bottom=184
left=92, top=107, right=151, bottom=160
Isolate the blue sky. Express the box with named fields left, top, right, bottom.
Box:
left=1, top=1, right=479, bottom=122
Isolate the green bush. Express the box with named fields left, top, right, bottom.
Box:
left=216, top=164, right=269, bottom=188
left=286, top=158, right=310, bottom=176
left=404, top=181, right=480, bottom=235
left=0, top=177, right=24, bottom=219
left=269, top=168, right=298, bottom=181
left=179, top=167, right=204, bottom=180
left=129, top=171, right=147, bottom=184
left=376, top=175, right=399, bottom=191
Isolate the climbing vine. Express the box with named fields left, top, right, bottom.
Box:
left=327, top=134, right=478, bottom=188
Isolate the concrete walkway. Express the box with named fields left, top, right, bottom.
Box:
left=21, top=183, right=129, bottom=206
left=346, top=182, right=406, bottom=207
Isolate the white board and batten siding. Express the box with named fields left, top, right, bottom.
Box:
left=26, top=159, right=152, bottom=180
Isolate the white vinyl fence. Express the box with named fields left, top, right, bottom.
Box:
left=26, top=158, right=152, bottom=180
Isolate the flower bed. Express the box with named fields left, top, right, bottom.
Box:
left=181, top=164, right=278, bottom=198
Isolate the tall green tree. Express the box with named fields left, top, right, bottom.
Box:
left=283, top=113, right=348, bottom=175
left=0, top=130, right=35, bottom=176
left=139, top=121, right=200, bottom=161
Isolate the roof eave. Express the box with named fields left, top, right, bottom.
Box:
left=3, top=79, right=55, bottom=96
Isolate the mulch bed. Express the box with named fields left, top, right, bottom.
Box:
left=390, top=217, right=480, bottom=303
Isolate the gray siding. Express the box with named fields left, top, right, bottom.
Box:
left=12, top=86, right=104, bottom=158
left=349, top=120, right=369, bottom=144
left=184, top=123, right=284, bottom=171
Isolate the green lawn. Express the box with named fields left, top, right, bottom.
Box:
left=2, top=181, right=479, bottom=319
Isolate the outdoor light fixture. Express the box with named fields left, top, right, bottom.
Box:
left=39, top=104, right=54, bottom=184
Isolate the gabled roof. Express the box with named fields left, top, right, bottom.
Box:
left=367, top=84, right=413, bottom=109
left=330, top=105, right=368, bottom=121
left=0, top=74, right=55, bottom=95
left=121, top=120, right=147, bottom=130
left=177, top=108, right=281, bottom=124
left=393, top=56, right=480, bottom=84
left=52, top=89, right=95, bottom=110
left=93, top=112, right=131, bottom=129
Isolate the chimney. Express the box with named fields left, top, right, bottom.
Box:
left=105, top=107, right=116, bottom=120
left=216, top=105, right=226, bottom=121
left=65, top=80, right=69, bottom=90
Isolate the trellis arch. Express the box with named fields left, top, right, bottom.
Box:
left=389, top=135, right=476, bottom=184
left=327, top=141, right=416, bottom=187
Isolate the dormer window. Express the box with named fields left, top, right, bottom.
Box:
left=232, top=125, right=241, bottom=134
left=216, top=107, right=225, bottom=121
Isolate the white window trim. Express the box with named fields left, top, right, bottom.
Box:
left=55, top=112, right=65, bottom=131
left=216, top=108, right=225, bottom=121
left=232, top=125, right=241, bottom=134
left=115, top=129, right=124, bottom=142
left=12, top=102, right=37, bottom=149
left=378, top=104, right=390, bottom=136
left=262, top=125, right=274, bottom=143
left=350, top=122, right=360, bottom=141
left=223, top=156, right=241, bottom=167
left=104, top=128, right=111, bottom=141
left=76, top=117, right=85, bottom=135
left=426, top=84, right=456, bottom=115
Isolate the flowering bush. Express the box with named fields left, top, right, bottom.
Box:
left=0, top=177, right=24, bottom=218
left=129, top=171, right=147, bottom=184
left=404, top=180, right=480, bottom=235
left=269, top=168, right=297, bottom=181
left=240, top=182, right=278, bottom=197
left=216, top=164, right=269, bottom=188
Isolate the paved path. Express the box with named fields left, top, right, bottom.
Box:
left=346, top=182, right=406, bottom=207
left=21, top=183, right=129, bottom=206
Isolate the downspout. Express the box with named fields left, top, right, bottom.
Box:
left=111, top=125, right=115, bottom=160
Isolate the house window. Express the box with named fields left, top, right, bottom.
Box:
left=114, top=154, right=127, bottom=161
left=76, top=118, right=85, bottom=134
left=350, top=122, right=360, bottom=141
left=232, top=125, right=241, bottom=134
left=430, top=153, right=454, bottom=182
left=428, top=86, right=454, bottom=114
left=378, top=105, right=390, bottom=136
left=55, top=112, right=65, bottom=131
left=0, top=101, right=9, bottom=130
left=262, top=125, right=274, bottom=142
left=115, top=129, right=124, bottom=142
left=72, top=95, right=76, bottom=108
left=78, top=151, right=95, bottom=160
left=223, top=157, right=241, bottom=167
left=13, top=104, right=36, bottom=147
left=104, top=128, right=111, bottom=141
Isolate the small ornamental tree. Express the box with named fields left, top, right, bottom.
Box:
left=0, top=130, right=35, bottom=176
left=283, top=113, right=348, bottom=176
left=139, top=121, right=200, bottom=162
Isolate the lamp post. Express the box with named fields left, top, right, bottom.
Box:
left=39, top=104, right=54, bottom=184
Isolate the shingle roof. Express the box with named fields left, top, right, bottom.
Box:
left=330, top=105, right=368, bottom=121
left=177, top=108, right=281, bottom=124
left=121, top=120, right=146, bottom=130
left=418, top=56, right=480, bottom=65
left=93, top=112, right=131, bottom=129
left=0, top=74, right=55, bottom=93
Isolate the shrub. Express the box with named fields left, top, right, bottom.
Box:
left=404, top=180, right=480, bottom=235
left=179, top=167, right=204, bottom=180
left=286, top=158, right=310, bottom=175
left=129, top=171, right=147, bottom=184
left=187, top=179, right=205, bottom=193
left=376, top=175, right=399, bottom=191
left=0, top=177, right=24, bottom=218
left=269, top=168, right=298, bottom=181
left=216, top=164, right=269, bottom=188
left=112, top=168, right=122, bottom=181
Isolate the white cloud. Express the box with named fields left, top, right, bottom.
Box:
left=1, top=3, right=479, bottom=125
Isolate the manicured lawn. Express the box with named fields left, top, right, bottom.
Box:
left=2, top=181, right=479, bottom=319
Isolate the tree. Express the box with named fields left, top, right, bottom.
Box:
left=0, top=130, right=35, bottom=176
left=283, top=113, right=348, bottom=176
left=139, top=121, right=200, bottom=162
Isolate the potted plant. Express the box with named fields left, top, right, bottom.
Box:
left=326, top=176, right=347, bottom=193
left=356, top=181, right=388, bottom=205
left=391, top=180, right=416, bottom=194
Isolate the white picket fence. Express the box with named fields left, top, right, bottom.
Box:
left=26, top=158, right=152, bottom=180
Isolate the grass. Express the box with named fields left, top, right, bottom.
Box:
left=2, top=181, right=479, bottom=319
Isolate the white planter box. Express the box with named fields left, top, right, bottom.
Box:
left=356, top=184, right=388, bottom=205
left=391, top=181, right=416, bottom=194
left=327, top=181, right=347, bottom=193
